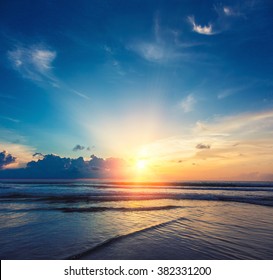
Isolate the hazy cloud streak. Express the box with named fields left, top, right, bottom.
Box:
left=180, top=94, right=196, bottom=113
left=8, top=45, right=56, bottom=82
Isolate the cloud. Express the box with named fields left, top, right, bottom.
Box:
left=33, top=152, right=45, bottom=159
left=112, top=59, right=125, bottom=76
left=217, top=88, right=238, bottom=99
left=189, top=110, right=273, bottom=166
left=154, top=12, right=161, bottom=43
left=128, top=13, right=180, bottom=63
left=134, top=109, right=273, bottom=177
left=71, top=89, right=91, bottom=100
left=104, top=157, right=126, bottom=170
left=73, top=144, right=85, bottom=152
left=103, top=45, right=113, bottom=54
left=217, top=84, right=252, bottom=99
left=0, top=141, right=35, bottom=168
left=7, top=42, right=93, bottom=100
left=180, top=94, right=196, bottom=113
left=223, top=7, right=235, bottom=16
left=189, top=3, right=247, bottom=36
left=0, top=153, right=127, bottom=179
left=31, top=49, right=56, bottom=72
left=0, top=150, right=16, bottom=169
left=103, top=44, right=125, bottom=75
left=89, top=154, right=104, bottom=169
left=0, top=116, right=20, bottom=123
left=195, top=110, right=273, bottom=136
left=188, top=16, right=214, bottom=35
left=129, top=13, right=206, bottom=64
left=196, top=143, right=211, bottom=149
left=218, top=5, right=243, bottom=17
left=130, top=42, right=166, bottom=62
left=7, top=44, right=56, bottom=82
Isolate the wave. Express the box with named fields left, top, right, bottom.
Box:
left=58, top=205, right=183, bottom=212
left=1, top=192, right=273, bottom=207
left=66, top=216, right=189, bottom=260
left=0, top=193, right=168, bottom=203
left=1, top=205, right=185, bottom=213
left=1, top=180, right=273, bottom=187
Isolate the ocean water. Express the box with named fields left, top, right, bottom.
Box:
left=0, top=181, right=273, bottom=260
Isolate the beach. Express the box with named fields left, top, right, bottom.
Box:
left=1, top=181, right=273, bottom=260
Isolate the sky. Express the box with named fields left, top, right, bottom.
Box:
left=0, top=0, right=273, bottom=181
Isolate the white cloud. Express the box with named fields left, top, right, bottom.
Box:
left=8, top=43, right=93, bottom=100
left=180, top=94, right=196, bottom=113
left=8, top=45, right=56, bottom=82
left=188, top=16, right=214, bottom=35
left=31, top=49, right=56, bottom=72
left=223, top=7, right=233, bottom=16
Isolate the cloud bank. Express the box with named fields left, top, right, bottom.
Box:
left=0, top=153, right=127, bottom=179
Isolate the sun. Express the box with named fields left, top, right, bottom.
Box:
left=136, top=159, right=147, bottom=170
left=133, top=158, right=155, bottom=181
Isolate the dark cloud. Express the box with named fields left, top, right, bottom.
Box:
left=89, top=154, right=105, bottom=169
left=0, top=153, right=127, bottom=179
left=0, top=150, right=16, bottom=169
left=73, top=144, right=85, bottom=151
left=196, top=143, right=211, bottom=149
left=33, top=152, right=45, bottom=158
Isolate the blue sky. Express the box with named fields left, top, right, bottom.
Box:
left=1, top=0, right=273, bottom=180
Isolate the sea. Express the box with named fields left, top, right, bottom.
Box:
left=0, top=180, right=273, bottom=260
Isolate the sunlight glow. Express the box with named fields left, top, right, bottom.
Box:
left=136, top=159, right=147, bottom=170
